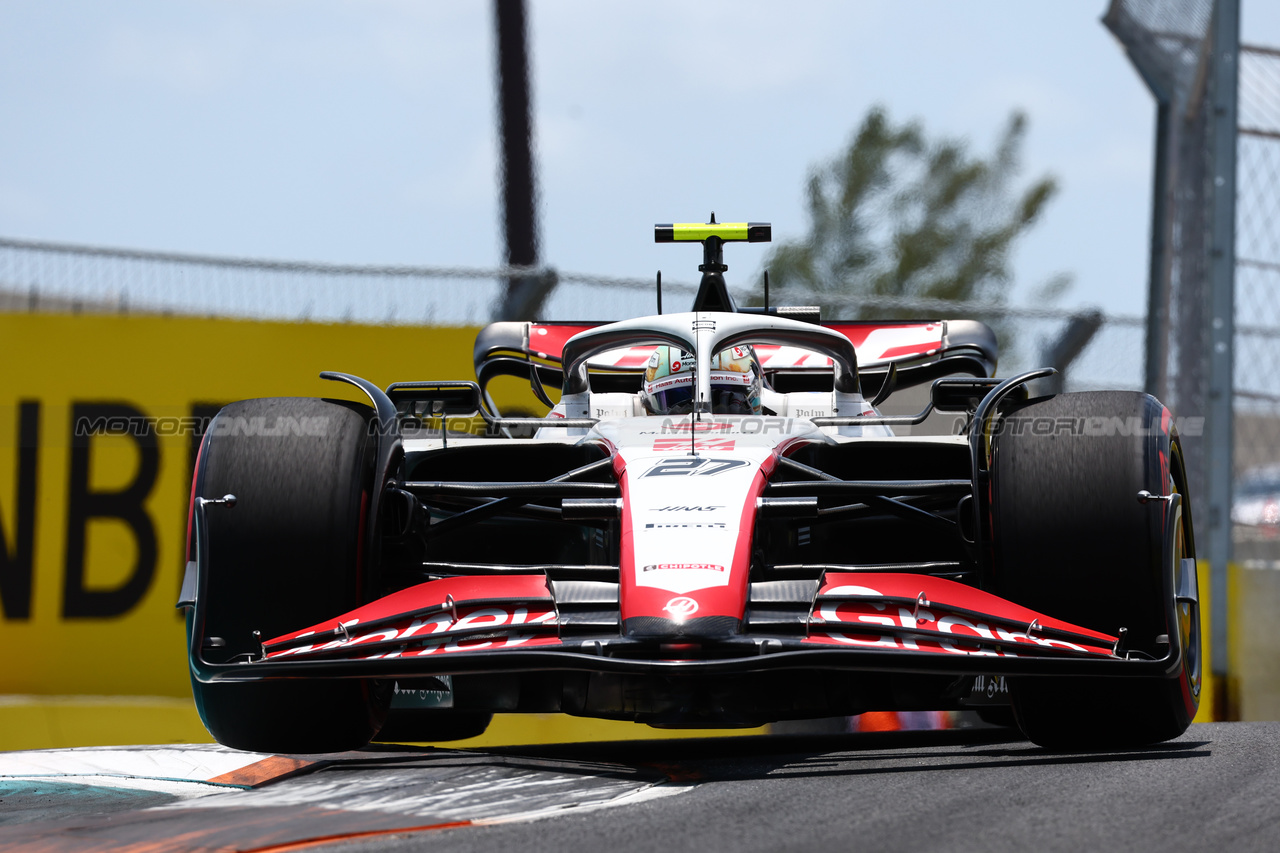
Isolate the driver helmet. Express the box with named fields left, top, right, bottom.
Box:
left=642, top=345, right=762, bottom=415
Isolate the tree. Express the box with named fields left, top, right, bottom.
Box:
left=761, top=106, right=1069, bottom=334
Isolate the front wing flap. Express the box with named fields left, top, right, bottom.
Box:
left=190, top=572, right=1183, bottom=683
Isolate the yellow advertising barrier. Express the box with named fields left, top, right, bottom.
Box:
left=0, top=312, right=485, bottom=697
left=1193, top=557, right=1242, bottom=724
left=1194, top=558, right=1216, bottom=723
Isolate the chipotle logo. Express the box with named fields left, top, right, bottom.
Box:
left=642, top=563, right=725, bottom=572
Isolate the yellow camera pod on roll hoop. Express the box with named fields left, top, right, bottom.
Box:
left=653, top=221, right=771, bottom=245
left=653, top=214, right=771, bottom=313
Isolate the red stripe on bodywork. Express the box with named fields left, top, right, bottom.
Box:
left=732, top=455, right=776, bottom=582
left=618, top=462, right=636, bottom=614
left=876, top=342, right=938, bottom=359
left=824, top=322, right=942, bottom=350
left=528, top=323, right=599, bottom=359
left=612, top=348, right=657, bottom=368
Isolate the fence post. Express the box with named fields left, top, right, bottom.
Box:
left=1205, top=0, right=1240, bottom=719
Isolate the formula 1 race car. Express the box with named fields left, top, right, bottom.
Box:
left=181, top=220, right=1201, bottom=753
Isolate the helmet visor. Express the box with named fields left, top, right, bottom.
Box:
left=645, top=382, right=695, bottom=415
left=643, top=370, right=758, bottom=415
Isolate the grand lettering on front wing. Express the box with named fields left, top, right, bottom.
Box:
left=814, top=585, right=1089, bottom=655
left=266, top=607, right=559, bottom=659
left=374, top=630, right=562, bottom=658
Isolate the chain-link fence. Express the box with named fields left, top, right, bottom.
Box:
left=1107, top=0, right=1217, bottom=484
left=1107, top=0, right=1280, bottom=722
left=1231, top=42, right=1280, bottom=718
left=1236, top=44, right=1280, bottom=429
left=0, top=236, right=694, bottom=327
left=0, top=235, right=1145, bottom=393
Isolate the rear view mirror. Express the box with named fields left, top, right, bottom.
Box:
left=385, top=381, right=482, bottom=419
left=930, top=378, right=1025, bottom=413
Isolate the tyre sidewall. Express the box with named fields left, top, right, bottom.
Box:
left=189, top=397, right=389, bottom=753
left=990, top=391, right=1197, bottom=747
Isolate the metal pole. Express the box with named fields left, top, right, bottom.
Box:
left=492, top=0, right=550, bottom=321
left=1206, top=0, right=1239, bottom=720
left=1040, top=311, right=1105, bottom=396
left=1145, top=100, right=1172, bottom=401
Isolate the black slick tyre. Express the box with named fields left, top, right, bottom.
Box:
left=189, top=397, right=390, bottom=753
left=989, top=391, right=1200, bottom=749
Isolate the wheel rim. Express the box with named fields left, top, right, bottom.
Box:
left=1171, top=483, right=1202, bottom=704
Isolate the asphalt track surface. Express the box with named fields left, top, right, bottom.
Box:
left=3, top=722, right=1278, bottom=852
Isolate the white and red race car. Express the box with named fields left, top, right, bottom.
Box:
left=182, top=221, right=1201, bottom=753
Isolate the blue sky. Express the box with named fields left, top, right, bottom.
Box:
left=1, top=1, right=1277, bottom=318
